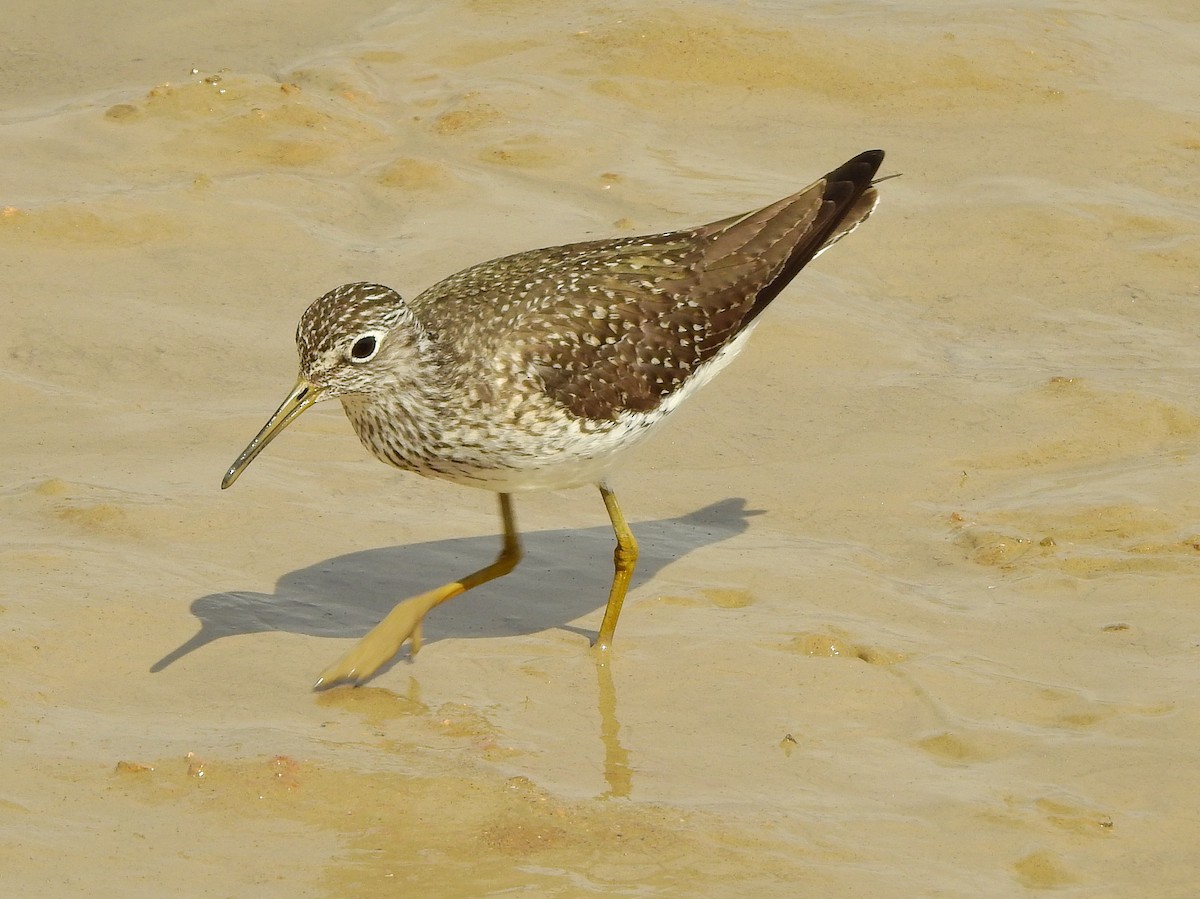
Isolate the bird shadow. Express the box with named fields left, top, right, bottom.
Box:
left=153, top=497, right=762, bottom=675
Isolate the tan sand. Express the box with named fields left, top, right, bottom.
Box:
left=2, top=0, right=1198, bottom=894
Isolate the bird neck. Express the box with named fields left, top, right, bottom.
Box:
left=335, top=326, right=461, bottom=470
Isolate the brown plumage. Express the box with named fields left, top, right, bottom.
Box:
left=409, top=149, right=883, bottom=422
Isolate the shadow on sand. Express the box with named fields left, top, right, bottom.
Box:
left=153, top=497, right=761, bottom=674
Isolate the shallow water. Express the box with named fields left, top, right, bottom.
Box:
left=2, top=0, right=1199, bottom=894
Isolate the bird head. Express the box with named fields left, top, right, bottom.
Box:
left=221, top=282, right=421, bottom=489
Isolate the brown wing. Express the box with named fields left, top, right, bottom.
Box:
left=414, top=150, right=884, bottom=422
left=519, top=150, right=884, bottom=421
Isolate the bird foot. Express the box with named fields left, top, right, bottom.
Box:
left=314, top=590, right=440, bottom=688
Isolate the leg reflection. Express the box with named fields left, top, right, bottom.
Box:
left=593, top=651, right=632, bottom=799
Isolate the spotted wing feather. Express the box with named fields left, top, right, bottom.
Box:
left=413, top=150, right=883, bottom=422
left=525, top=150, right=884, bottom=421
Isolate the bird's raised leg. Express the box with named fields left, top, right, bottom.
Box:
left=595, top=481, right=638, bottom=651
left=315, top=493, right=522, bottom=687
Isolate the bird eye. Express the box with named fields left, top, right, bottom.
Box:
left=349, top=335, right=378, bottom=362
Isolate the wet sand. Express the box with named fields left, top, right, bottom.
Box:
left=3, top=0, right=1199, bottom=894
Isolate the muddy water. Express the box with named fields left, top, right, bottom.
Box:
left=2, top=1, right=1198, bottom=895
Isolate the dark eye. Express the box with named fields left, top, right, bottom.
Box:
left=350, top=335, right=377, bottom=362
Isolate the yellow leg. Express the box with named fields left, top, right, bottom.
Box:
left=595, top=482, right=638, bottom=651
left=315, top=493, right=522, bottom=687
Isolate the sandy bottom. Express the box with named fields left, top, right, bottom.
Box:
left=3, top=0, right=1199, bottom=894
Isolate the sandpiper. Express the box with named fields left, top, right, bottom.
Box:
left=222, top=149, right=885, bottom=686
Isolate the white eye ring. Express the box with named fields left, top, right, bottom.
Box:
left=348, top=331, right=384, bottom=363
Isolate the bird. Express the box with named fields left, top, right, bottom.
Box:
left=221, top=148, right=885, bottom=687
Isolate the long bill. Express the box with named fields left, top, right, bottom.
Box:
left=221, top=377, right=325, bottom=489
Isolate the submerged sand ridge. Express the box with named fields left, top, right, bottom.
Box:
left=2, top=0, right=1200, bottom=894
